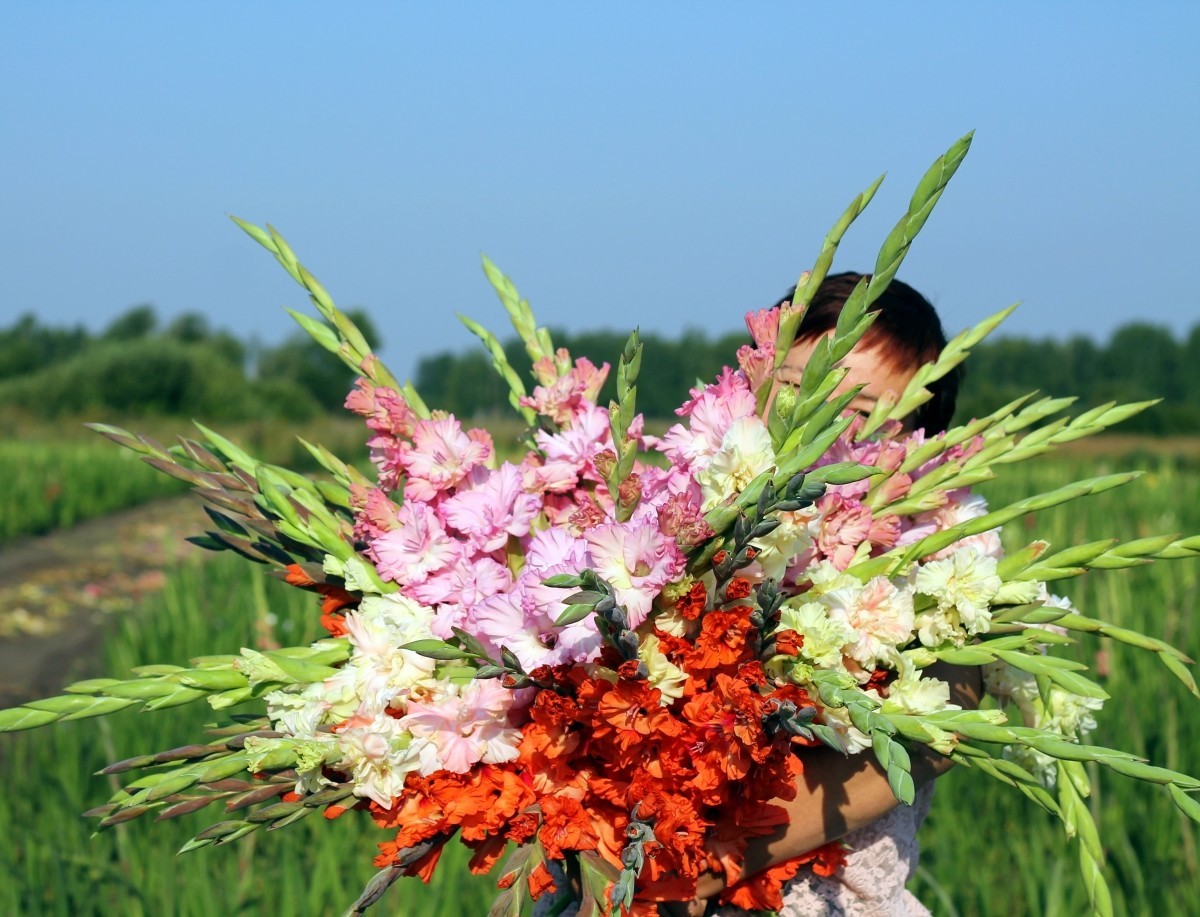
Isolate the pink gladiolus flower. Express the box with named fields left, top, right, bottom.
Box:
left=516, top=529, right=591, bottom=630
left=567, top=494, right=608, bottom=533
left=401, top=680, right=522, bottom=775
left=736, top=342, right=776, bottom=395
left=397, top=416, right=494, bottom=502
left=674, top=365, right=755, bottom=419
left=442, top=464, right=542, bottom=553
left=345, top=380, right=418, bottom=491
left=527, top=528, right=589, bottom=570
left=534, top=402, right=612, bottom=481
left=656, top=491, right=715, bottom=548
left=824, top=575, right=915, bottom=669
left=660, top=368, right=758, bottom=468
left=351, top=485, right=404, bottom=543
left=529, top=348, right=573, bottom=386
left=816, top=493, right=902, bottom=568
left=407, top=556, right=514, bottom=639
left=471, top=591, right=558, bottom=671
left=745, top=305, right=780, bottom=349
left=520, top=453, right=580, bottom=494
left=370, top=501, right=460, bottom=586
left=345, top=379, right=416, bottom=438
left=816, top=494, right=874, bottom=569
left=584, top=521, right=686, bottom=628
left=520, top=356, right=611, bottom=426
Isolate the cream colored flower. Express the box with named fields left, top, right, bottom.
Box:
left=778, top=600, right=857, bottom=669
left=820, top=576, right=915, bottom=669
left=914, top=545, right=1002, bottom=635
left=881, top=660, right=958, bottom=716
left=754, top=508, right=819, bottom=580
left=637, top=634, right=688, bottom=705
left=698, top=417, right=776, bottom=510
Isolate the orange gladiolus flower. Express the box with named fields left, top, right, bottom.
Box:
left=687, top=608, right=754, bottom=672
left=528, top=861, right=558, bottom=900
left=538, top=795, right=600, bottom=860
left=593, top=679, right=682, bottom=753
left=433, top=766, right=534, bottom=843
left=467, top=833, right=509, bottom=874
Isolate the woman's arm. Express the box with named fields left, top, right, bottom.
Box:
left=661, top=661, right=982, bottom=914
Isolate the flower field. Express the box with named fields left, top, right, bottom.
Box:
left=0, top=451, right=1197, bottom=915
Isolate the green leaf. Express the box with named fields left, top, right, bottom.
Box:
left=1160, top=653, right=1200, bottom=699
left=261, top=652, right=341, bottom=683
left=554, top=603, right=597, bottom=627
left=578, top=850, right=620, bottom=917
left=1168, top=784, right=1200, bottom=824
left=400, top=640, right=478, bottom=662
left=450, top=627, right=491, bottom=661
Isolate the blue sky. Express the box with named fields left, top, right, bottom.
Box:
left=3, top=2, right=1198, bottom=379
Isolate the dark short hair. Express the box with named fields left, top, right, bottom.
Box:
left=773, top=271, right=961, bottom=433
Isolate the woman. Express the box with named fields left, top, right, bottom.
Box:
left=667, top=273, right=980, bottom=917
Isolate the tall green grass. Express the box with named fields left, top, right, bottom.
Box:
left=0, top=456, right=1197, bottom=915
left=0, top=441, right=186, bottom=543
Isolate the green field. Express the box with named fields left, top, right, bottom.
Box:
left=0, top=441, right=187, bottom=543
left=0, top=453, right=1198, bottom=915
left=913, top=455, right=1200, bottom=915
left=0, top=418, right=370, bottom=545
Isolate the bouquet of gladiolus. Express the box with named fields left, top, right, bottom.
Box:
left=3, top=133, right=1199, bottom=917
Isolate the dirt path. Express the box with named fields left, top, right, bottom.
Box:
left=0, top=497, right=212, bottom=708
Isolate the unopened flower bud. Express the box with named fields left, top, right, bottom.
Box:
left=594, top=450, right=617, bottom=477
left=618, top=473, right=642, bottom=510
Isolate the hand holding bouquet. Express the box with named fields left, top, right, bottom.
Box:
left=3, top=134, right=1198, bottom=917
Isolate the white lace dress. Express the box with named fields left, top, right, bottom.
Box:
left=533, top=783, right=934, bottom=917
left=709, top=782, right=934, bottom=917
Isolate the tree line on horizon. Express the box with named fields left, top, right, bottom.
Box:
left=415, top=323, right=1200, bottom=435
left=3, top=306, right=1199, bottom=434
left=0, top=305, right=381, bottom=423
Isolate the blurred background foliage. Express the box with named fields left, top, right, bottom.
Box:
left=4, top=306, right=1198, bottom=432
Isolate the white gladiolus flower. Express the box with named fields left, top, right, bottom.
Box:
left=914, top=606, right=966, bottom=648
left=993, top=579, right=1043, bottom=606
left=982, top=661, right=1040, bottom=726
left=806, top=560, right=862, bottom=596
left=352, top=593, right=439, bottom=653
left=1004, top=743, right=1058, bottom=788
left=1043, top=686, right=1103, bottom=738
left=820, top=576, right=915, bottom=670
left=337, top=713, right=429, bottom=808
left=340, top=593, right=441, bottom=712
left=914, top=545, right=1002, bottom=635
left=818, top=700, right=876, bottom=755
left=265, top=682, right=341, bottom=736
left=699, top=417, right=776, bottom=510
left=653, top=603, right=693, bottom=638
left=243, top=734, right=340, bottom=795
